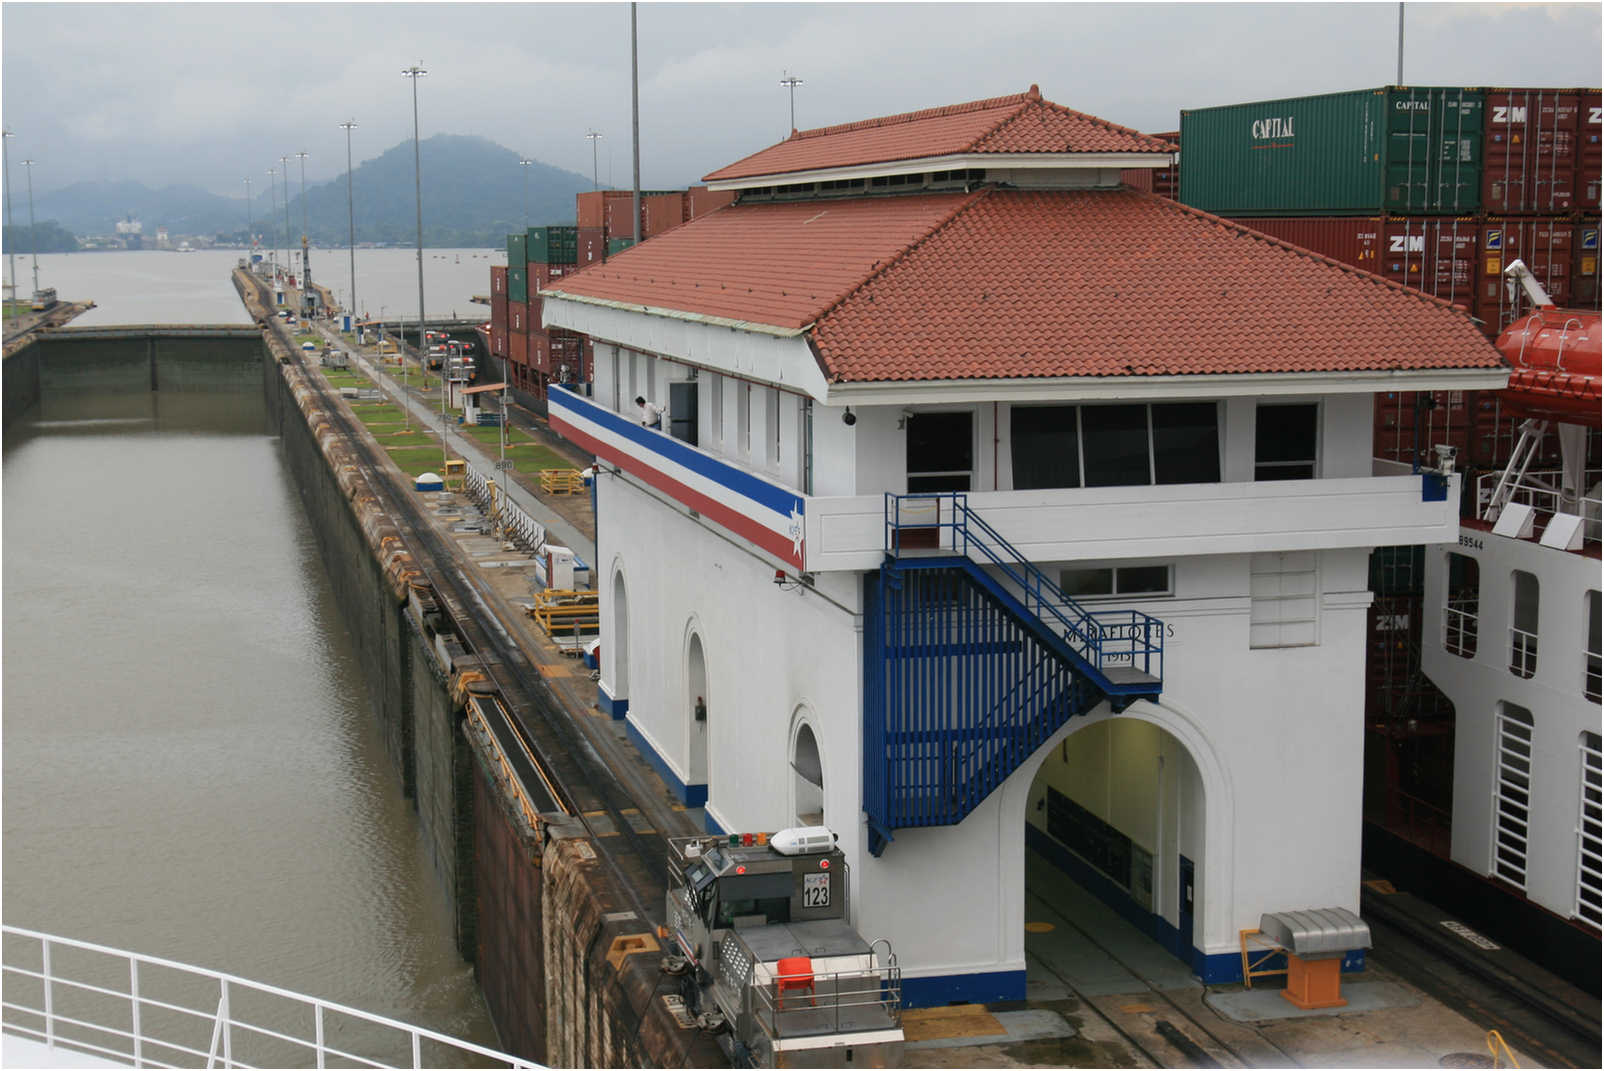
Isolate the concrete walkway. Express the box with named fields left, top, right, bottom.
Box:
left=310, top=321, right=596, bottom=564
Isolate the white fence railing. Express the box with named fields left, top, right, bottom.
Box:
left=461, top=465, right=548, bottom=556
left=1, top=926, right=537, bottom=1069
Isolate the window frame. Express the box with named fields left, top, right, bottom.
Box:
left=1444, top=551, right=1480, bottom=659
left=1009, top=401, right=1222, bottom=491
left=1254, top=401, right=1321, bottom=482
left=1058, top=564, right=1174, bottom=601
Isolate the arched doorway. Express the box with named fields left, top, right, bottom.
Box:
left=687, top=631, right=708, bottom=788
left=610, top=568, right=630, bottom=714
left=792, top=721, right=824, bottom=827
left=1023, top=711, right=1209, bottom=984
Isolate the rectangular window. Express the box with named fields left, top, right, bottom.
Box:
left=1579, top=731, right=1602, bottom=927
left=1249, top=551, right=1319, bottom=648
left=1511, top=570, right=1540, bottom=679
left=1255, top=403, right=1319, bottom=481
left=1445, top=552, right=1480, bottom=658
left=1009, top=403, right=1220, bottom=490
left=1011, top=406, right=1080, bottom=490
left=1587, top=591, right=1601, bottom=704
left=1081, top=404, right=1150, bottom=487
left=907, top=410, right=974, bottom=492
left=739, top=383, right=751, bottom=454
left=1493, top=702, right=1535, bottom=889
left=767, top=387, right=781, bottom=465
left=1059, top=565, right=1172, bottom=599
left=710, top=376, right=724, bottom=444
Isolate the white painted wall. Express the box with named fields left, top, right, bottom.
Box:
left=1422, top=531, right=1601, bottom=921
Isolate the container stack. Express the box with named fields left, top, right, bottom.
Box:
left=499, top=225, right=587, bottom=401
left=1176, top=85, right=1601, bottom=469
left=488, top=264, right=509, bottom=368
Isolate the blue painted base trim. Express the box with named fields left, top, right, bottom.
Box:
left=703, top=811, right=727, bottom=836
left=1027, top=825, right=1365, bottom=985
left=624, top=717, right=707, bottom=808
left=596, top=684, right=629, bottom=720
left=900, top=970, right=1026, bottom=1008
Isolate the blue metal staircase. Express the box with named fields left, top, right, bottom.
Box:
left=863, top=494, right=1164, bottom=855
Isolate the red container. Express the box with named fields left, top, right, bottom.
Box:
left=530, top=262, right=576, bottom=291
left=490, top=293, right=508, bottom=331
left=509, top=301, right=526, bottom=334
left=529, top=329, right=550, bottom=374
left=576, top=191, right=605, bottom=229
left=491, top=264, right=508, bottom=296
left=489, top=323, right=506, bottom=359
left=644, top=192, right=687, bottom=238
left=1227, top=217, right=1382, bottom=272
left=687, top=185, right=737, bottom=219
left=507, top=327, right=528, bottom=370
left=527, top=296, right=543, bottom=333
left=579, top=227, right=606, bottom=266
left=605, top=194, right=644, bottom=238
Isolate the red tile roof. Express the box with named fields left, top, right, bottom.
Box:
left=704, top=86, right=1174, bottom=182
left=544, top=187, right=1504, bottom=383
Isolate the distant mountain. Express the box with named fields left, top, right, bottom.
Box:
left=31, top=135, right=599, bottom=248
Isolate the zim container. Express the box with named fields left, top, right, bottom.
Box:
left=1180, top=86, right=1483, bottom=216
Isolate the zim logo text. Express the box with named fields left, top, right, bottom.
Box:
left=1388, top=235, right=1425, bottom=253
left=1491, top=105, right=1529, bottom=124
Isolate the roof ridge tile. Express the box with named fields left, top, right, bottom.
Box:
left=1036, top=99, right=1178, bottom=152
left=792, top=91, right=1030, bottom=141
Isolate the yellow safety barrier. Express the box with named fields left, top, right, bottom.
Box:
left=1486, top=1030, right=1520, bottom=1068
left=528, top=588, right=599, bottom=639
left=539, top=468, right=586, bottom=495
left=1238, top=928, right=1288, bottom=990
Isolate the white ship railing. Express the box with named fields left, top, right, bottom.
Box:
left=1, top=926, right=538, bottom=1069
left=1476, top=468, right=1602, bottom=545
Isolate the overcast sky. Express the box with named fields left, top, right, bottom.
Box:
left=3, top=2, right=1600, bottom=199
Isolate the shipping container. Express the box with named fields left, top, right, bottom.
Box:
left=644, top=192, right=688, bottom=238
left=528, top=295, right=543, bottom=333
left=607, top=237, right=636, bottom=255
left=1580, top=92, right=1602, bottom=208
left=605, top=194, right=643, bottom=238
left=1473, top=218, right=1578, bottom=327
left=508, top=265, right=528, bottom=304
left=507, top=232, right=528, bottom=265
left=489, top=323, right=506, bottom=360
left=507, top=327, right=528, bottom=370
left=491, top=264, right=508, bottom=296
left=529, top=329, right=550, bottom=374
left=490, top=292, right=508, bottom=331
left=1228, top=216, right=1383, bottom=270
left=509, top=301, right=526, bottom=335
left=687, top=185, right=738, bottom=219
left=576, top=191, right=606, bottom=229
left=1574, top=222, right=1600, bottom=308
left=527, top=224, right=579, bottom=265
left=579, top=227, right=606, bottom=265
left=530, top=262, right=576, bottom=291
left=1181, top=86, right=1483, bottom=216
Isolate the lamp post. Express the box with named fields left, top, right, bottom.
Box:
left=295, top=150, right=310, bottom=304
left=340, top=120, right=357, bottom=325
left=585, top=130, right=602, bottom=191
left=279, top=154, right=292, bottom=285
left=519, top=157, right=533, bottom=227
left=3, top=130, right=17, bottom=310
left=244, top=176, right=253, bottom=257
left=780, top=72, right=804, bottom=132
left=403, top=64, right=440, bottom=466
left=266, top=167, right=278, bottom=280
left=22, top=158, right=39, bottom=296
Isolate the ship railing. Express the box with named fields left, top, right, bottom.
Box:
left=747, top=963, right=902, bottom=1043
left=1476, top=468, right=1602, bottom=545
left=1, top=925, right=536, bottom=1069
left=1444, top=597, right=1480, bottom=659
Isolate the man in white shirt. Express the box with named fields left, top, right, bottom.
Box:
left=635, top=395, right=665, bottom=429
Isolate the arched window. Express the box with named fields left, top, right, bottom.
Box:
left=793, top=723, right=823, bottom=827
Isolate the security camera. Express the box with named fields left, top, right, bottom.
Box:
left=1432, top=444, right=1457, bottom=475
left=842, top=407, right=857, bottom=426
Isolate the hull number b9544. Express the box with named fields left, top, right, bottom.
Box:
left=1459, top=534, right=1484, bottom=551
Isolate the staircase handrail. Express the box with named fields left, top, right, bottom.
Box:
left=885, top=493, right=1163, bottom=680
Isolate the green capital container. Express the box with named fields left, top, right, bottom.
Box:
left=607, top=237, right=636, bottom=256
left=507, top=233, right=528, bottom=265
left=508, top=266, right=528, bottom=304
left=1179, top=86, right=1482, bottom=216
left=528, top=225, right=579, bottom=265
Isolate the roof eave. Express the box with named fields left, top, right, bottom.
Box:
left=539, top=288, right=808, bottom=339
left=704, top=151, right=1171, bottom=190
left=821, top=366, right=1512, bottom=406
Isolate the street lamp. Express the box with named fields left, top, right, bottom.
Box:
left=296, top=150, right=309, bottom=301
left=780, top=72, right=804, bottom=132
left=519, top=156, right=533, bottom=227
left=403, top=63, right=440, bottom=465
left=279, top=154, right=292, bottom=284
left=340, top=120, right=357, bottom=325
left=244, top=176, right=253, bottom=258
left=585, top=130, right=602, bottom=191
left=266, top=167, right=279, bottom=280
left=22, top=158, right=39, bottom=296
left=3, top=130, right=17, bottom=310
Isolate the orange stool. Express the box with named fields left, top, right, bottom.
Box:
left=1281, top=953, right=1346, bottom=1010
left=775, top=956, right=816, bottom=1010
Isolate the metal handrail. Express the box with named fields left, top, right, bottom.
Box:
left=1477, top=467, right=1603, bottom=544
left=747, top=964, right=902, bottom=1042
left=2, top=925, right=535, bottom=1069
left=884, top=493, right=1163, bottom=682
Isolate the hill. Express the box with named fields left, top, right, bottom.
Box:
left=29, top=135, right=598, bottom=248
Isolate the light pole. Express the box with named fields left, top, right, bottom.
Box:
left=631, top=2, right=640, bottom=244
left=279, top=154, right=292, bottom=284
left=3, top=130, right=16, bottom=310
left=403, top=64, right=439, bottom=465
left=296, top=150, right=309, bottom=300
left=340, top=120, right=357, bottom=325
left=586, top=130, right=602, bottom=191
left=780, top=72, right=804, bottom=132
left=266, top=168, right=279, bottom=280
left=244, top=176, right=253, bottom=257
left=22, top=158, right=39, bottom=296
left=519, top=157, right=532, bottom=227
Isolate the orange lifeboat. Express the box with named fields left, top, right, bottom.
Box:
left=1494, top=306, right=1601, bottom=428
